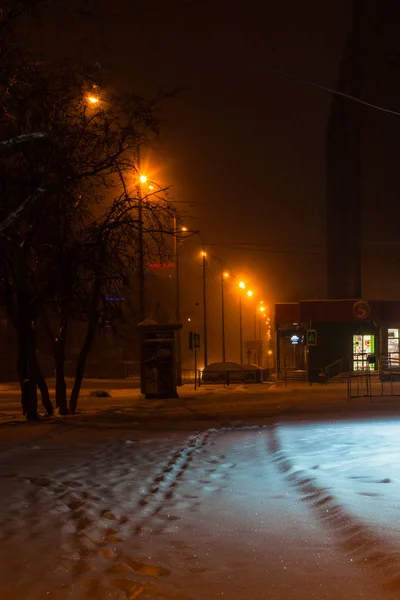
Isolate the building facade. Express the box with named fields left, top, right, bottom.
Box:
left=275, top=299, right=400, bottom=381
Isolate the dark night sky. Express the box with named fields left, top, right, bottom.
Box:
left=27, top=1, right=356, bottom=362
left=32, top=1, right=352, bottom=300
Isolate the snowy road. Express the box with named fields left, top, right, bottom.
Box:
left=0, top=421, right=398, bottom=599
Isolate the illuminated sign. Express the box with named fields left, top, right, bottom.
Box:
left=290, top=335, right=300, bottom=345
left=148, top=263, right=175, bottom=269
left=353, top=299, right=370, bottom=320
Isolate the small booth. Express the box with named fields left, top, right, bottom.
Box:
left=138, top=306, right=182, bottom=399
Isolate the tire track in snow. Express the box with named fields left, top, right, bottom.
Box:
left=268, top=423, right=400, bottom=595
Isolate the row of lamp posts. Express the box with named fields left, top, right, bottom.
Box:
left=86, top=92, right=269, bottom=374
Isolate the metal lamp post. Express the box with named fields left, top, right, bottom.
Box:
left=202, top=246, right=208, bottom=368
left=173, top=216, right=183, bottom=385
left=136, top=147, right=146, bottom=322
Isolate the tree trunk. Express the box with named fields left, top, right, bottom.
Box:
left=17, top=309, right=39, bottom=421
left=42, top=313, right=69, bottom=414
left=55, top=346, right=68, bottom=414
left=69, top=280, right=101, bottom=414
left=69, top=316, right=98, bottom=413
left=33, top=358, right=53, bottom=416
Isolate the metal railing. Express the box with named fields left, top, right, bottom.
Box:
left=277, top=369, right=307, bottom=387
left=319, top=356, right=348, bottom=383
left=347, top=352, right=400, bottom=399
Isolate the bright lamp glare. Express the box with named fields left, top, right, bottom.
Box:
left=247, top=290, right=253, bottom=297
left=88, top=96, right=99, bottom=104
left=139, top=175, right=147, bottom=183
left=239, top=281, right=245, bottom=289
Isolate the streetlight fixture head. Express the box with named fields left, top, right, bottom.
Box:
left=148, top=184, right=155, bottom=190
left=201, top=251, right=207, bottom=257
left=181, top=226, right=188, bottom=232
left=247, top=290, right=253, bottom=297
left=223, top=272, right=229, bottom=278
left=87, top=96, right=99, bottom=104
left=139, top=175, right=147, bottom=184
left=239, top=281, right=245, bottom=289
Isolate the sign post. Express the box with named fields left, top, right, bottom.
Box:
left=305, top=329, right=317, bottom=385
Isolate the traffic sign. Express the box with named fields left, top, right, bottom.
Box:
left=189, top=332, right=201, bottom=350
left=306, top=329, right=317, bottom=346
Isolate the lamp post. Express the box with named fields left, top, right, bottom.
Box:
left=238, top=282, right=246, bottom=364
left=137, top=160, right=146, bottom=322
left=221, top=271, right=229, bottom=363
left=256, top=303, right=266, bottom=339
left=211, top=256, right=228, bottom=363
left=202, top=247, right=208, bottom=368
left=173, top=218, right=187, bottom=386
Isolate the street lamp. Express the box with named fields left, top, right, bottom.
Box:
left=172, top=219, right=190, bottom=386
left=136, top=156, right=146, bottom=322
left=238, top=282, right=248, bottom=364
left=87, top=96, right=100, bottom=104
left=201, top=249, right=208, bottom=368
left=256, top=304, right=266, bottom=339
left=211, top=258, right=229, bottom=363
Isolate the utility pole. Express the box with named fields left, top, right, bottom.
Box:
left=202, top=245, right=208, bottom=368
left=173, top=216, right=182, bottom=385
left=136, top=145, right=145, bottom=322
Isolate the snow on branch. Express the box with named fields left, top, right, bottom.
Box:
left=0, top=132, right=47, bottom=151
left=0, top=187, right=46, bottom=234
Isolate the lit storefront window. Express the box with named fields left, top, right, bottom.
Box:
left=388, top=329, right=399, bottom=366
left=353, top=334, right=375, bottom=371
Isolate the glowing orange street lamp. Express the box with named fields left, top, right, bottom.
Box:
left=87, top=96, right=100, bottom=104
left=139, top=174, right=147, bottom=184
left=247, top=290, right=253, bottom=297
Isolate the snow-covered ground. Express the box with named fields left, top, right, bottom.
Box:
left=1, top=383, right=400, bottom=598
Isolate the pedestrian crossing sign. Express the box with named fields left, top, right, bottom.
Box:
left=306, top=329, right=317, bottom=346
